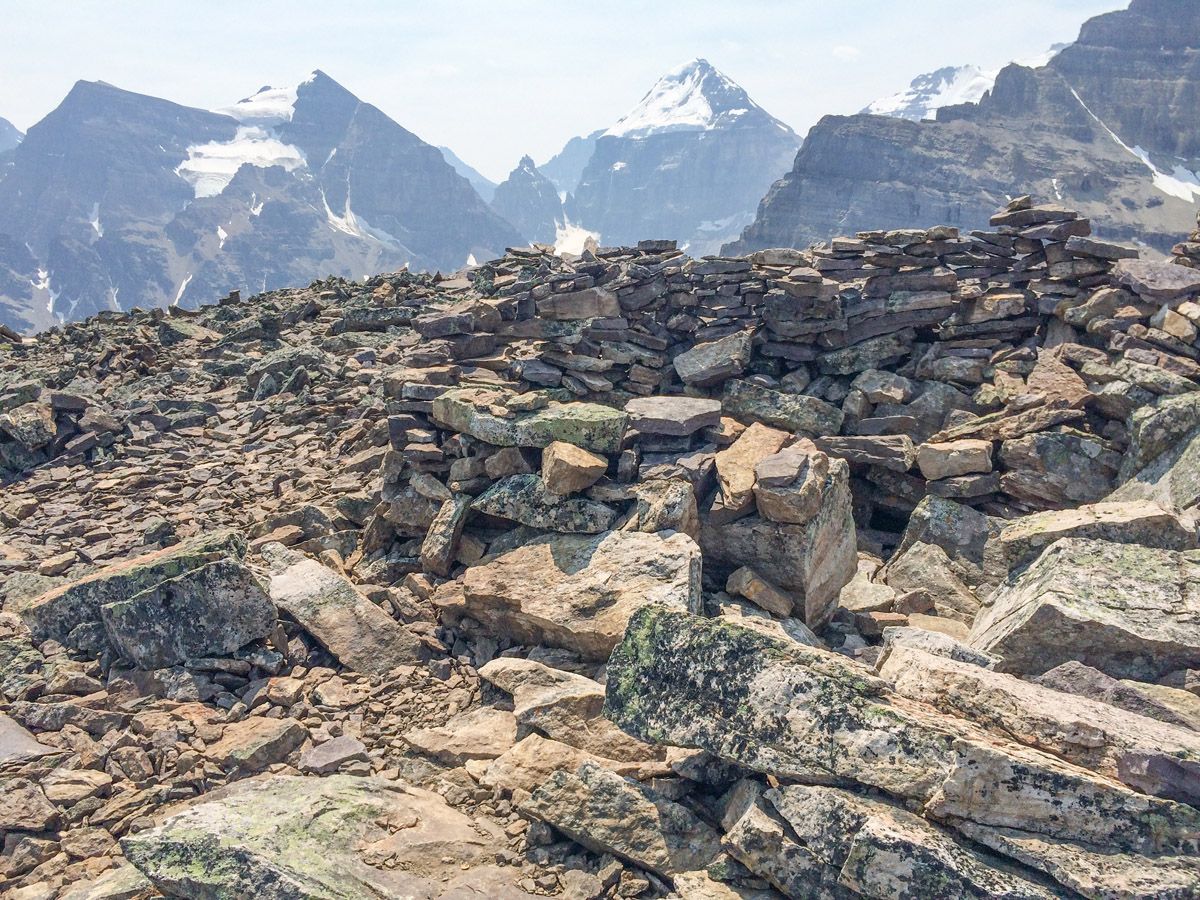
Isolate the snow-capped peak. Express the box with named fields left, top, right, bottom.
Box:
left=217, top=71, right=320, bottom=125
left=604, top=59, right=767, bottom=139
left=863, top=44, right=1067, bottom=122
left=864, top=64, right=997, bottom=121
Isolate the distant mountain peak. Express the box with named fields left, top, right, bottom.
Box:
left=863, top=45, right=1068, bottom=122
left=604, top=58, right=789, bottom=139
left=217, top=71, right=322, bottom=125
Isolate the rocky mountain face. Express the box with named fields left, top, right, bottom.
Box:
left=5, top=197, right=1200, bottom=897
left=0, top=72, right=520, bottom=334
left=568, top=59, right=800, bottom=256
left=727, top=0, right=1200, bottom=256
left=440, top=145, right=497, bottom=202
left=0, top=117, right=22, bottom=153
left=489, top=155, right=565, bottom=245
left=538, top=130, right=601, bottom=196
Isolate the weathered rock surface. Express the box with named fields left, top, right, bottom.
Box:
left=262, top=543, right=425, bottom=674
left=970, top=538, right=1200, bottom=680
left=454, top=530, right=701, bottom=659
left=122, top=775, right=532, bottom=898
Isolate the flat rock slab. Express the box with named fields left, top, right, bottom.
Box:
left=1115, top=258, right=1200, bottom=302
left=431, top=387, right=628, bottom=454
left=18, top=529, right=246, bottom=649
left=122, top=774, right=533, bottom=899
left=263, top=543, right=425, bottom=674
left=722, top=379, right=843, bottom=437
left=100, top=559, right=275, bottom=669
left=456, top=529, right=701, bottom=660
left=969, top=537, right=1200, bottom=680
left=625, top=396, right=723, bottom=436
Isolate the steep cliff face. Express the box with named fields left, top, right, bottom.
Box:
left=727, top=0, right=1200, bottom=256
left=489, top=156, right=564, bottom=245
left=0, top=72, right=520, bottom=333
left=538, top=130, right=601, bottom=197
left=570, top=60, right=799, bottom=255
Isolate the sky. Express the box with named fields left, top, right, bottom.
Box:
left=1, top=0, right=1126, bottom=183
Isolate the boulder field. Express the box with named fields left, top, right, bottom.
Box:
left=4, top=200, right=1200, bottom=897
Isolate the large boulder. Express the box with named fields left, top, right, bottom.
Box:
left=878, top=642, right=1200, bottom=803
left=454, top=530, right=701, bottom=660
left=18, top=529, right=247, bottom=652
left=605, top=607, right=1200, bottom=865
left=122, top=775, right=533, bottom=899
left=722, top=379, right=844, bottom=437
left=969, top=538, right=1200, bottom=680
left=262, top=543, right=425, bottom=674
left=100, top=559, right=275, bottom=669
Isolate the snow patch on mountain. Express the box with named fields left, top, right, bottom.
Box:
left=554, top=221, right=599, bottom=256
left=1069, top=87, right=1200, bottom=202
left=218, top=73, right=317, bottom=125
left=604, top=59, right=763, bottom=139
left=89, top=202, right=103, bottom=238
left=865, top=45, right=1067, bottom=122
left=176, top=126, right=306, bottom=198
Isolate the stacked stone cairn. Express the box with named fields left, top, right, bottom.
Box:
left=4, top=196, right=1200, bottom=897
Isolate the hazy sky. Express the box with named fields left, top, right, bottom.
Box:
left=2, top=0, right=1125, bottom=182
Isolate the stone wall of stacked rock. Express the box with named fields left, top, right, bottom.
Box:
left=3, top=199, right=1200, bottom=898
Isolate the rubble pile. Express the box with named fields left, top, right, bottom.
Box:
left=3, top=197, right=1200, bottom=898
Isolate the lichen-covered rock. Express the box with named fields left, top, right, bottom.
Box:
left=605, top=607, right=1200, bottom=858
left=969, top=537, right=1200, bottom=680
left=456, top=530, right=701, bottom=659
left=996, top=500, right=1197, bottom=570
left=673, top=330, right=753, bottom=387
left=431, top=387, right=628, bottom=454
left=122, top=774, right=532, bottom=899
left=471, top=473, right=616, bottom=532
left=722, top=379, right=844, bottom=437
left=879, top=642, right=1200, bottom=802
left=18, top=529, right=247, bottom=651
left=262, top=543, right=426, bottom=674
left=99, top=559, right=275, bottom=669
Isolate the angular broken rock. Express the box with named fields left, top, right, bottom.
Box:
left=969, top=537, right=1200, bottom=680
left=725, top=567, right=794, bottom=618
left=916, top=439, right=992, bottom=480
left=454, top=529, right=701, bottom=660
left=18, top=528, right=246, bottom=650
left=206, top=717, right=308, bottom=772
left=541, top=440, right=608, bottom=495
left=764, top=784, right=1060, bottom=900
left=419, top=494, right=471, bottom=577
left=673, top=330, right=753, bottom=387
left=879, top=642, right=1200, bottom=803
left=625, top=396, right=722, bottom=436
left=713, top=422, right=789, bottom=521
left=996, top=500, right=1197, bottom=571
left=262, top=543, right=426, bottom=674
left=99, top=559, right=275, bottom=669
left=472, top=474, right=616, bottom=533
left=299, top=734, right=369, bottom=775
left=520, top=762, right=724, bottom=882
left=431, top=387, right=628, bottom=454
left=604, top=607, right=1200, bottom=858
left=722, top=379, right=844, bottom=437
left=702, top=453, right=855, bottom=630
left=403, top=706, right=517, bottom=765
left=479, top=657, right=664, bottom=762
left=122, top=775, right=530, bottom=898
left=753, top=444, right=831, bottom=525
